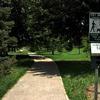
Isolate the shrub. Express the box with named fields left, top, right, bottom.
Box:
left=82, top=37, right=90, bottom=53
left=0, top=56, right=17, bottom=76
left=64, top=40, right=73, bottom=51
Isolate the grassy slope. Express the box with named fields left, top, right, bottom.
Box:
left=56, top=61, right=94, bottom=100
left=38, top=48, right=95, bottom=100
left=0, top=59, right=33, bottom=99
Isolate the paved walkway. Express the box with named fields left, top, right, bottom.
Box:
left=2, top=58, right=69, bottom=100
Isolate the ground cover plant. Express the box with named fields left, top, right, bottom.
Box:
left=0, top=58, right=33, bottom=99
left=56, top=61, right=95, bottom=100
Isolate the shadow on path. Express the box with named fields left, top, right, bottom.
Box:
left=2, top=57, right=69, bottom=100
left=29, top=60, right=93, bottom=78
left=29, top=59, right=60, bottom=77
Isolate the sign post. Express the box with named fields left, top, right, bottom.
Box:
left=89, top=12, right=100, bottom=100
left=89, top=12, right=100, bottom=42
left=95, top=64, right=99, bottom=100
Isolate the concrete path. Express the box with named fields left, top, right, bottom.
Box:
left=2, top=58, right=69, bottom=100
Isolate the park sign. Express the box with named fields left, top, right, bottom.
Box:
left=91, top=43, right=100, bottom=55
left=89, top=12, right=100, bottom=54
left=89, top=12, right=100, bottom=56
left=89, top=12, right=100, bottom=100
left=89, top=12, right=100, bottom=42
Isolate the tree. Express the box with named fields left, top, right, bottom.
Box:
left=6, top=0, right=100, bottom=53
left=0, top=0, right=16, bottom=56
left=40, top=0, right=100, bottom=52
left=10, top=0, right=29, bottom=47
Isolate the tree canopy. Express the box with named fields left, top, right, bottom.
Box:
left=0, top=0, right=100, bottom=54
left=0, top=0, right=17, bottom=56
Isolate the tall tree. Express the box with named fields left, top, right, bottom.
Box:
left=0, top=0, right=16, bottom=56
left=41, top=0, right=94, bottom=49
left=10, top=0, right=28, bottom=46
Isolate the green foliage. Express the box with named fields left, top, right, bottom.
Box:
left=8, top=37, right=18, bottom=46
left=57, top=43, right=63, bottom=52
left=0, top=0, right=16, bottom=56
left=0, top=30, right=17, bottom=56
left=0, top=7, right=11, bottom=20
left=57, top=61, right=94, bottom=100
left=10, top=0, right=30, bottom=46
left=0, top=30, right=9, bottom=56
left=0, top=59, right=11, bottom=76
left=1, top=0, right=99, bottom=55
left=0, top=21, right=5, bottom=29
left=0, top=56, right=16, bottom=76
left=0, top=66, right=26, bottom=99
left=0, top=59, right=33, bottom=99
left=41, top=0, right=89, bottom=43
left=64, top=40, right=73, bottom=52
left=82, top=37, right=90, bottom=53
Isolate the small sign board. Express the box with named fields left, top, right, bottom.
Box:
left=89, top=12, right=100, bottom=42
left=91, top=43, right=100, bottom=55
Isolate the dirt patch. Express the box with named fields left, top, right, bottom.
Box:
left=86, top=85, right=94, bottom=100
left=86, top=84, right=100, bottom=100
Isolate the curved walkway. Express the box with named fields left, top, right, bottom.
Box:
left=2, top=57, right=69, bottom=100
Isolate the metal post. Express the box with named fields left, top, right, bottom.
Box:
left=94, top=64, right=99, bottom=100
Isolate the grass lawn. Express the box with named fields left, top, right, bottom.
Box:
left=0, top=59, right=33, bottom=99
left=37, top=48, right=90, bottom=61
left=56, top=61, right=95, bottom=100
left=37, top=48, right=96, bottom=100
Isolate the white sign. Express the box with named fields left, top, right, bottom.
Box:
left=91, top=43, right=100, bottom=55
left=89, top=12, right=100, bottom=33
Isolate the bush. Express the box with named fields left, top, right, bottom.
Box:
left=57, top=46, right=63, bottom=52
left=64, top=40, right=73, bottom=51
left=0, top=56, right=17, bottom=76
left=56, top=42, right=63, bottom=52
left=82, top=37, right=90, bottom=53
left=0, top=59, right=11, bottom=76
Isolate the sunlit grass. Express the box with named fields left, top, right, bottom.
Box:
left=37, top=48, right=90, bottom=61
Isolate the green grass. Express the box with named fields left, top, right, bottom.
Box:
left=1, top=48, right=92, bottom=99
left=37, top=48, right=95, bottom=100
left=8, top=51, right=32, bottom=55
left=0, top=59, right=33, bottom=99
left=56, top=61, right=95, bottom=100
left=37, top=48, right=90, bottom=61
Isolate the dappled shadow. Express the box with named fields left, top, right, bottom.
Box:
left=15, top=55, right=96, bottom=78
left=29, top=60, right=60, bottom=77
left=55, top=61, right=94, bottom=78
left=16, top=59, right=34, bottom=68
left=16, top=54, right=46, bottom=60
left=27, top=59, right=95, bottom=78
